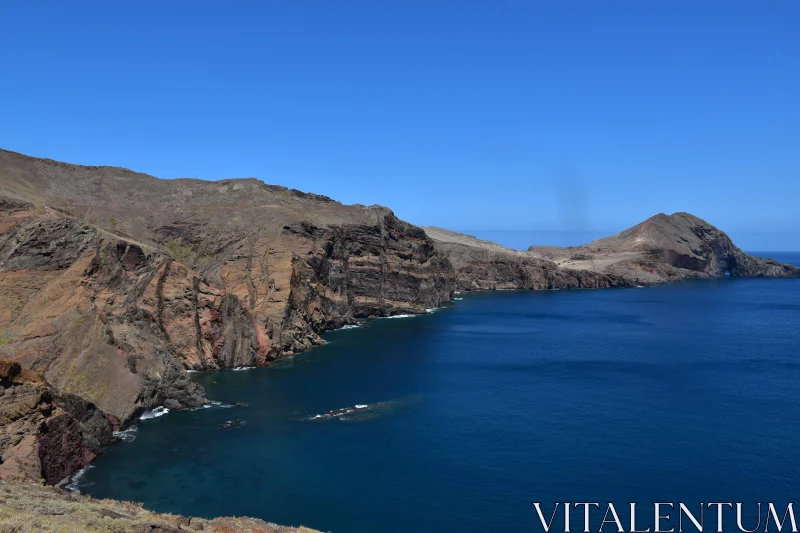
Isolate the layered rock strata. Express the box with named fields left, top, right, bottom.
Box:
left=0, top=149, right=455, bottom=431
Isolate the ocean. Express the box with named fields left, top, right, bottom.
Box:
left=79, top=252, right=800, bottom=533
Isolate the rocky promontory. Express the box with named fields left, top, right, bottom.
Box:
left=426, top=213, right=799, bottom=291
left=528, top=212, right=799, bottom=283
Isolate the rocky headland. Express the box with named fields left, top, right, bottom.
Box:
left=425, top=212, right=798, bottom=290
left=1, top=147, right=798, bottom=527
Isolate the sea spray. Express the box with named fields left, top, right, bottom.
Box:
left=113, top=426, right=138, bottom=442
left=140, top=406, right=169, bottom=420
left=61, top=465, right=95, bottom=493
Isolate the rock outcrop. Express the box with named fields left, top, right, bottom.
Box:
left=0, top=359, right=113, bottom=485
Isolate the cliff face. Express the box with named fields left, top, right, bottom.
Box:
left=0, top=149, right=455, bottom=430
left=426, top=213, right=800, bottom=291
left=424, top=227, right=635, bottom=290
left=0, top=359, right=113, bottom=484
left=0, top=208, right=206, bottom=423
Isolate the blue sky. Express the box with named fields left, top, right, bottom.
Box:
left=1, top=1, right=798, bottom=249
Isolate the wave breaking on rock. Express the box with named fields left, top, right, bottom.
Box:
left=140, top=406, right=169, bottom=420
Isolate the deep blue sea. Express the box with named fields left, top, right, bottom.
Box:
left=80, top=253, right=800, bottom=533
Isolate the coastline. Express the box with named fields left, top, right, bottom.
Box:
left=67, top=274, right=800, bottom=532
left=1, top=149, right=799, bottom=531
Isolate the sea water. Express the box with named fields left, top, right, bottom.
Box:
left=80, top=253, right=800, bottom=533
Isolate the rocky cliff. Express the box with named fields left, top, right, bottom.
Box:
left=423, top=227, right=633, bottom=291
left=0, top=359, right=113, bottom=484
left=0, top=149, right=455, bottom=434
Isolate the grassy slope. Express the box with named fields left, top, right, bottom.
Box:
left=0, top=481, right=322, bottom=533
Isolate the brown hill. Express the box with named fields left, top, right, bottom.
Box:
left=528, top=212, right=798, bottom=283
left=426, top=214, right=798, bottom=290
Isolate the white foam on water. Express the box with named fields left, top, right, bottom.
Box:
left=140, top=406, right=169, bottom=420
left=191, top=400, right=232, bottom=411
left=338, top=324, right=362, bottom=330
left=186, top=369, right=199, bottom=374
left=454, top=297, right=464, bottom=301
left=383, top=314, right=414, bottom=319
left=307, top=402, right=371, bottom=421
left=61, top=465, right=95, bottom=493
left=426, top=308, right=440, bottom=313
left=113, top=426, right=138, bottom=442
left=232, top=366, right=255, bottom=371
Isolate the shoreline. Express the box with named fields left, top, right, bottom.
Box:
left=65, top=273, right=800, bottom=492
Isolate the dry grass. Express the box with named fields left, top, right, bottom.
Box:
left=0, top=481, right=322, bottom=533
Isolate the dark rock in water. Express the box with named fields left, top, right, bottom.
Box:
left=306, top=404, right=370, bottom=422
left=302, top=397, right=423, bottom=423
left=219, top=419, right=247, bottom=430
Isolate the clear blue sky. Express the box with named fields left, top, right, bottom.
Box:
left=1, top=1, right=798, bottom=249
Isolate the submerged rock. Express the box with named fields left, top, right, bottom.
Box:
left=303, top=396, right=424, bottom=424
left=219, top=419, right=247, bottom=430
